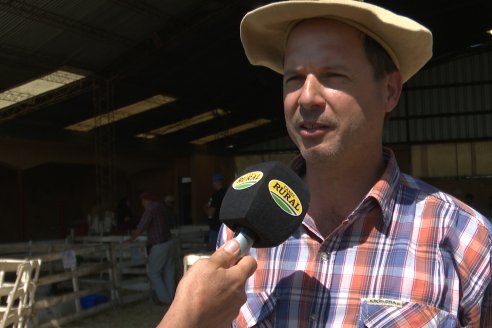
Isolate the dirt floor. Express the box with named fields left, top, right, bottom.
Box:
left=63, top=299, right=168, bottom=328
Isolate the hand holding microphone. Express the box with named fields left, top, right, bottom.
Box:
left=158, top=239, right=256, bottom=328
left=220, top=161, right=309, bottom=257
left=158, top=161, right=309, bottom=328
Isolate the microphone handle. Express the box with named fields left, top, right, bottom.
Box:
left=233, top=226, right=255, bottom=258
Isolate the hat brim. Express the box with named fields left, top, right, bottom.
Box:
left=240, top=0, right=432, bottom=82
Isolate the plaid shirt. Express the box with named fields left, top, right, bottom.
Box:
left=219, top=149, right=492, bottom=327
left=137, top=201, right=171, bottom=245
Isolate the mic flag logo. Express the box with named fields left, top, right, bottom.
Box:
left=268, top=180, right=303, bottom=216
left=232, top=171, right=264, bottom=190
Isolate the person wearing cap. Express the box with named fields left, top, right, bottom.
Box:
left=159, top=0, right=492, bottom=326
left=128, top=191, right=176, bottom=306
left=204, top=174, right=228, bottom=251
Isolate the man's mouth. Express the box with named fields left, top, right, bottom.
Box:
left=299, top=122, right=331, bottom=137
left=301, top=123, right=321, bottom=131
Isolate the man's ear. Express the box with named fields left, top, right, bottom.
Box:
left=384, top=71, right=403, bottom=114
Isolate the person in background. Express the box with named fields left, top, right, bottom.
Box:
left=128, top=191, right=175, bottom=306
left=204, top=174, right=227, bottom=251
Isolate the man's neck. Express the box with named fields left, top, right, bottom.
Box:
left=305, top=149, right=385, bottom=238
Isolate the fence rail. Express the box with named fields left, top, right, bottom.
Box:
left=0, top=225, right=210, bottom=327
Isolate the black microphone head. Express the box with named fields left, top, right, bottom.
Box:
left=219, top=161, right=309, bottom=248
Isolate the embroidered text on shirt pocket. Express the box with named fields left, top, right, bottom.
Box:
left=358, top=299, right=458, bottom=328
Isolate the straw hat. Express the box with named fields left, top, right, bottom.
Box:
left=240, top=0, right=433, bottom=82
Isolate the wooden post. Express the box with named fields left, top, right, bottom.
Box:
left=106, top=244, right=118, bottom=304
left=71, top=266, right=81, bottom=314
left=17, top=170, right=26, bottom=241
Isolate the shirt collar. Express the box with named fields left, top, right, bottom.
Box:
left=293, top=147, right=401, bottom=231
left=364, top=147, right=401, bottom=227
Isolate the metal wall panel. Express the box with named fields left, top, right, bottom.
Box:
left=411, top=141, right=492, bottom=178
left=384, top=49, right=492, bottom=144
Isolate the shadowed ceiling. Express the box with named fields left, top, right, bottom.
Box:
left=0, top=0, right=490, bottom=154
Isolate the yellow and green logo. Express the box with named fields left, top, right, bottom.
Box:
left=268, top=179, right=303, bottom=216
left=232, top=171, right=264, bottom=190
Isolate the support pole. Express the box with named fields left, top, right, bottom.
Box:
left=17, top=170, right=26, bottom=240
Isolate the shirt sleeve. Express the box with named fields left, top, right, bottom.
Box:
left=445, top=211, right=492, bottom=326
left=482, top=280, right=492, bottom=327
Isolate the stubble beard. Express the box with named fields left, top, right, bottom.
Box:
left=288, top=128, right=345, bottom=166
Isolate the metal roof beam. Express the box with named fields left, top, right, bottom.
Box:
left=110, top=0, right=176, bottom=22
left=0, top=78, right=92, bottom=123
left=0, top=0, right=134, bottom=46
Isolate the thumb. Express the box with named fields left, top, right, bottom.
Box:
left=208, top=239, right=241, bottom=268
left=229, top=255, right=257, bottom=281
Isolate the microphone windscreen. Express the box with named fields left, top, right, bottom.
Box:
left=220, top=161, right=309, bottom=248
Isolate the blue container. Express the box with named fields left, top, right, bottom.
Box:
left=80, top=295, right=97, bottom=309
left=80, top=294, right=109, bottom=309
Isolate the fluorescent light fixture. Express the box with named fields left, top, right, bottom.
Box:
left=136, top=133, right=156, bottom=139
left=66, top=94, right=175, bottom=132
left=136, top=108, right=229, bottom=139
left=190, top=118, right=271, bottom=145
left=0, top=70, right=86, bottom=110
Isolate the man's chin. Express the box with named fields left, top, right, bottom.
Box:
left=300, top=145, right=341, bottom=163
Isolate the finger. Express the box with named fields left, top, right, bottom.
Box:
left=228, top=255, right=257, bottom=281
left=207, top=239, right=241, bottom=269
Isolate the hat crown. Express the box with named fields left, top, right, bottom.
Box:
left=240, top=0, right=433, bottom=82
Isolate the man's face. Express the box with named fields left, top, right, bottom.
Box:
left=283, top=19, right=401, bottom=164
left=141, top=199, right=150, bottom=209
left=212, top=180, right=223, bottom=190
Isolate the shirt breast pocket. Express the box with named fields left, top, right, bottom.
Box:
left=358, top=299, right=458, bottom=328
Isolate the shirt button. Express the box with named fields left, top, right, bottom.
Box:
left=310, top=313, right=318, bottom=320
left=319, top=251, right=329, bottom=261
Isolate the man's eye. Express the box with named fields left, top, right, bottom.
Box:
left=285, top=75, right=303, bottom=83
left=324, top=73, right=344, bottom=79
left=318, top=74, right=346, bottom=85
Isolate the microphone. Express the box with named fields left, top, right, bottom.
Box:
left=220, top=161, right=310, bottom=257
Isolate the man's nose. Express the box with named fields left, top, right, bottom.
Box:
left=298, top=74, right=324, bottom=110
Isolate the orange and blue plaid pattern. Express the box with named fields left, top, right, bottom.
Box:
left=220, top=149, right=492, bottom=327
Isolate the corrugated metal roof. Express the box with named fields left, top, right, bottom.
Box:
left=0, top=0, right=490, bottom=150
left=0, top=0, right=195, bottom=76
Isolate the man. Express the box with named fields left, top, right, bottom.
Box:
left=204, top=174, right=227, bottom=250
left=129, top=191, right=175, bottom=305
left=160, top=0, right=492, bottom=326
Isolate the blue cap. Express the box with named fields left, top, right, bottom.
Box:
left=212, top=174, right=224, bottom=182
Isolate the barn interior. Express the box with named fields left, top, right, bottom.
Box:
left=0, top=0, right=491, bottom=326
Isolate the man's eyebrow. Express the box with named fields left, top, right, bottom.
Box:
left=284, top=65, right=349, bottom=76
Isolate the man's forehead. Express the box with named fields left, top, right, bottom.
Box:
left=284, top=18, right=364, bottom=69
